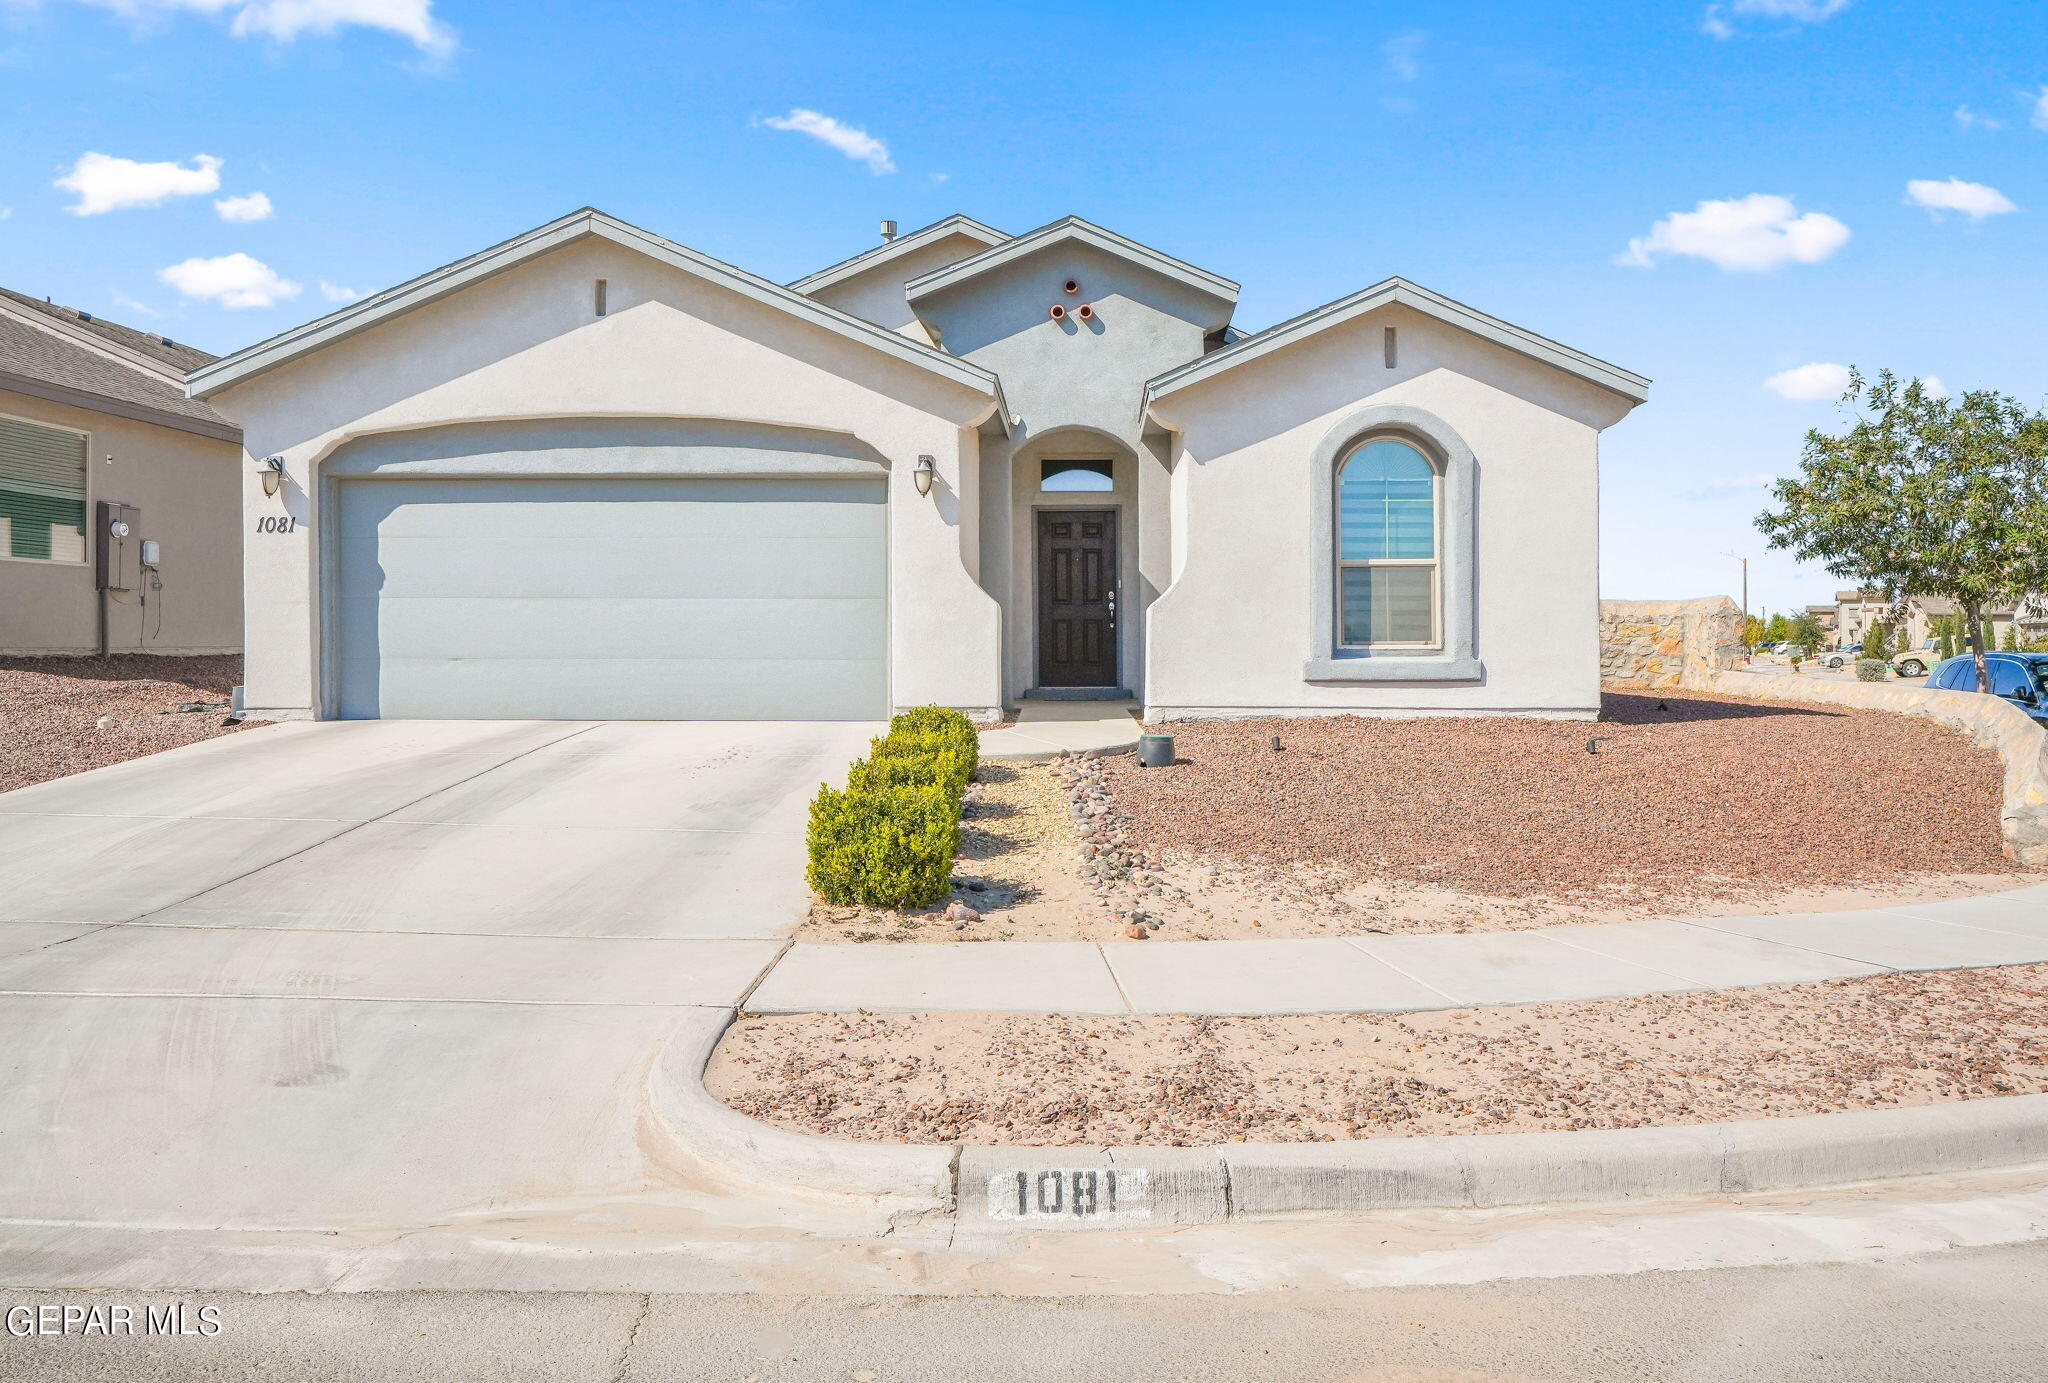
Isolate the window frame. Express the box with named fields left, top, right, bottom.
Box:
left=0, top=407, right=92, bottom=569
left=1333, top=435, right=1443, bottom=651
left=1302, top=402, right=1480, bottom=684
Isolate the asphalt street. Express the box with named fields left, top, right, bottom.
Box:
left=4, top=1240, right=2044, bottom=1382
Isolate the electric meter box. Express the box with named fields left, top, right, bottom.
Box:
left=95, top=501, right=141, bottom=592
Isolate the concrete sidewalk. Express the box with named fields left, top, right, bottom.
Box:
left=979, top=701, right=1142, bottom=761
left=746, top=885, right=2048, bottom=1015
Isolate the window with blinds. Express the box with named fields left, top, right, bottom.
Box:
left=0, top=416, right=88, bottom=563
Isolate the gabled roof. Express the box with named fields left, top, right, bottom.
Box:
left=188, top=208, right=1007, bottom=410
left=904, top=216, right=1239, bottom=314
left=0, top=287, right=215, bottom=376
left=788, top=214, right=1009, bottom=296
left=1144, top=277, right=1651, bottom=409
left=0, top=289, right=237, bottom=441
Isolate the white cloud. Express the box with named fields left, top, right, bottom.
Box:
left=107, top=290, right=162, bottom=318
left=1955, top=105, right=2002, bottom=132
left=158, top=252, right=300, bottom=308
left=1685, top=472, right=1779, bottom=499
left=1733, top=0, right=1848, bottom=18
left=1905, top=177, right=2017, bottom=221
left=59, top=0, right=453, bottom=55
left=214, top=190, right=272, bottom=221
left=2034, top=87, right=2048, bottom=133
left=1922, top=375, right=1948, bottom=399
left=1704, top=0, right=1847, bottom=37
left=318, top=280, right=360, bottom=302
left=1619, top=193, right=1850, bottom=272
left=1765, top=362, right=1853, bottom=401
left=760, top=109, right=894, bottom=174
left=55, top=151, right=220, bottom=215
left=1381, top=29, right=1425, bottom=82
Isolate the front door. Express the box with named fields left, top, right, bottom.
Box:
left=1035, top=508, right=1118, bottom=687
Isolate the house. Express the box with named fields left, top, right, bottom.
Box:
left=1833, top=590, right=2016, bottom=652
left=187, top=210, right=1648, bottom=723
left=1, top=288, right=243, bottom=655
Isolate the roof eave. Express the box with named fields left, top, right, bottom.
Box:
left=902, top=216, right=1240, bottom=315
left=1143, top=278, right=1650, bottom=414
left=189, top=209, right=1002, bottom=404
left=788, top=215, right=1010, bottom=295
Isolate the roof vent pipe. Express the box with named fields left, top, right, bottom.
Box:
left=1076, top=303, right=1095, bottom=321
left=879, top=220, right=898, bottom=241
left=1048, top=303, right=1067, bottom=321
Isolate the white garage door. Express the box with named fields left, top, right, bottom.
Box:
left=333, top=475, right=887, bottom=720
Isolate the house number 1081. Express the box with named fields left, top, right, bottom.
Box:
left=254, top=516, right=298, bottom=534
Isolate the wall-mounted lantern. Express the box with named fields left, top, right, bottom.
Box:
left=257, top=455, right=285, bottom=498
left=912, top=454, right=936, bottom=497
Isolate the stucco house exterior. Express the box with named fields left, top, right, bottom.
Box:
left=188, top=209, right=1647, bottom=723
left=1, top=288, right=243, bottom=656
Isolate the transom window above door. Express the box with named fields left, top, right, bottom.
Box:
left=1336, top=436, right=1439, bottom=648
left=1041, top=458, right=1114, bottom=492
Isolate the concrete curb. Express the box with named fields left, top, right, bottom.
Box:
left=672, top=1010, right=2048, bottom=1227
left=646, top=1007, right=959, bottom=1213
left=1699, top=668, right=2048, bottom=866
left=978, top=733, right=1139, bottom=764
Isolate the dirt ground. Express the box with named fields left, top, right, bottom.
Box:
left=799, top=687, right=2038, bottom=942
left=708, top=963, right=2048, bottom=1146
left=0, top=655, right=245, bottom=793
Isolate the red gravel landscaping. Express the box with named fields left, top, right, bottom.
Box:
left=1101, top=688, right=2020, bottom=912
left=0, top=655, right=245, bottom=793
left=707, top=963, right=2048, bottom=1146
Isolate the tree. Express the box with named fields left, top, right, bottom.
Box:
left=1757, top=369, right=2048, bottom=693
left=1864, top=620, right=1891, bottom=663
left=1741, top=614, right=1767, bottom=647
left=1763, top=613, right=1792, bottom=644
left=2003, top=622, right=2020, bottom=652
left=1789, top=612, right=1824, bottom=651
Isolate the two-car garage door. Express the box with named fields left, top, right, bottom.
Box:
left=333, top=475, right=887, bottom=720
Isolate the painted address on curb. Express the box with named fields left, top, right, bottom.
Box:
left=986, top=1168, right=1149, bottom=1222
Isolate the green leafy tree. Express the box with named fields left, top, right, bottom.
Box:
left=1789, top=612, right=1824, bottom=651
left=1864, top=621, right=1891, bottom=663
left=2003, top=622, right=2021, bottom=651
left=1740, top=614, right=1767, bottom=647
left=1757, top=369, right=2048, bottom=692
left=1763, top=613, right=1792, bottom=644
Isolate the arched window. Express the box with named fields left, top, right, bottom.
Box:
left=1336, top=437, right=1439, bottom=648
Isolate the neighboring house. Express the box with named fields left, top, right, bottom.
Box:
left=1804, top=604, right=1838, bottom=635
left=1833, top=589, right=2015, bottom=651
left=0, top=288, right=242, bottom=655
left=187, top=209, right=1648, bottom=723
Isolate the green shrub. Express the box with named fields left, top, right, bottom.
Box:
left=806, top=783, right=960, bottom=908
left=1855, top=658, right=1889, bottom=682
left=847, top=745, right=973, bottom=795
left=889, top=705, right=979, bottom=774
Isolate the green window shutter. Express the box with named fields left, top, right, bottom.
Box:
left=0, top=416, right=88, bottom=562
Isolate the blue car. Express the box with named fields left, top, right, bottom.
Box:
left=1926, top=652, right=2048, bottom=723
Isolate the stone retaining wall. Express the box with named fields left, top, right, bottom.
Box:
left=1696, top=668, right=2048, bottom=866
left=1600, top=596, right=1745, bottom=688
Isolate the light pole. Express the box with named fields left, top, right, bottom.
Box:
left=1721, top=550, right=1749, bottom=621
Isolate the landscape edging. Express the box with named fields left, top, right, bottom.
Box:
left=1693, top=668, right=2048, bottom=866
left=647, top=1007, right=959, bottom=1212
left=672, top=1007, right=2048, bottom=1223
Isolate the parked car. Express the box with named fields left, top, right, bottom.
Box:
left=1891, top=642, right=1941, bottom=678
left=1925, top=652, right=2048, bottom=722
left=1820, top=644, right=1863, bottom=670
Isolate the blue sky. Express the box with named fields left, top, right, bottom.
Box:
left=3, top=0, right=2043, bottom=615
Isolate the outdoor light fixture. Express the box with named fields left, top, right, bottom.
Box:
left=912, top=454, right=936, bottom=497
left=258, top=456, right=285, bottom=498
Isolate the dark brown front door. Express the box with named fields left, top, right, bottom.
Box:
left=1036, top=508, right=1118, bottom=687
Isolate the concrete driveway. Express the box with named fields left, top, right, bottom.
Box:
left=0, top=718, right=870, bottom=1237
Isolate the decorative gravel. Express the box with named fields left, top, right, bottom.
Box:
left=0, top=655, right=245, bottom=793
left=709, top=964, right=2048, bottom=1146
left=1101, top=689, right=2017, bottom=910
